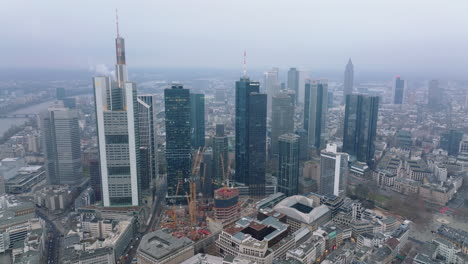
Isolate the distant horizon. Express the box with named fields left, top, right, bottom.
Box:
left=0, top=66, right=466, bottom=83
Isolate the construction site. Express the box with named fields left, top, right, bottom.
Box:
left=156, top=147, right=246, bottom=242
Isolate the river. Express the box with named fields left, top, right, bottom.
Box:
left=0, top=100, right=57, bottom=136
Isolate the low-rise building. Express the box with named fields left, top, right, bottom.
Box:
left=137, top=229, right=194, bottom=264
left=273, top=195, right=331, bottom=233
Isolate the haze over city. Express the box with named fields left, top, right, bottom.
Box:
left=2, top=0, right=468, bottom=79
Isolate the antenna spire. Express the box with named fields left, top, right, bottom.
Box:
left=115, top=9, right=120, bottom=37
left=243, top=51, right=247, bottom=77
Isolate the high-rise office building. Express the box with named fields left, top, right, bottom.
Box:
left=94, top=78, right=141, bottom=206
left=138, top=95, right=158, bottom=191
left=56, top=87, right=66, bottom=100
left=89, top=156, right=102, bottom=202
left=190, top=93, right=205, bottom=149
left=295, top=128, right=309, bottom=161
left=271, top=93, right=294, bottom=155
left=201, top=148, right=213, bottom=198
left=343, top=59, right=354, bottom=103
left=428, top=79, right=443, bottom=107
left=319, top=144, right=349, bottom=196
left=343, top=94, right=379, bottom=165
left=393, top=76, right=405, bottom=104
left=94, top=21, right=141, bottom=206
left=235, top=77, right=267, bottom=197
left=440, top=130, right=464, bottom=156
left=40, top=108, right=82, bottom=185
left=212, top=124, right=228, bottom=186
left=235, top=77, right=259, bottom=184
left=304, top=79, right=328, bottom=150
left=287, top=68, right=299, bottom=102
left=248, top=93, right=267, bottom=197
left=264, top=68, right=280, bottom=117
left=277, top=133, right=300, bottom=196
left=165, top=85, right=192, bottom=200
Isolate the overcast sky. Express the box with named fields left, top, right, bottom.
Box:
left=2, top=0, right=468, bottom=78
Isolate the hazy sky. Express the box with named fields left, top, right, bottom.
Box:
left=2, top=0, right=468, bottom=78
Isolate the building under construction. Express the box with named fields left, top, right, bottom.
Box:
left=214, top=187, right=240, bottom=226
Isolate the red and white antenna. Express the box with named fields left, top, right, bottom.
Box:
left=243, top=51, right=247, bottom=77
left=115, top=9, right=120, bottom=37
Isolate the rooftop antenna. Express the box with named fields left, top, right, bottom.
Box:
left=115, top=9, right=120, bottom=37
left=243, top=51, right=247, bottom=77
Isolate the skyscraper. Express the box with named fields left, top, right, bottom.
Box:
left=440, top=129, right=464, bottom=156
left=393, top=76, right=405, bottom=104
left=190, top=93, right=205, bottom=149
left=235, top=77, right=266, bottom=197
left=138, top=95, right=158, bottom=191
left=89, top=156, right=102, bottom=202
left=287, top=68, right=299, bottom=103
left=343, top=59, right=354, bottom=103
left=277, top=133, right=300, bottom=196
left=304, top=79, right=328, bottom=150
left=264, top=68, right=280, bottom=117
left=165, top=85, right=192, bottom=201
left=271, top=93, right=294, bottom=155
left=94, top=20, right=141, bottom=206
left=40, top=108, right=82, bottom=185
left=212, top=124, right=228, bottom=186
left=94, top=78, right=141, bottom=206
left=248, top=93, right=267, bottom=197
left=428, top=79, right=443, bottom=107
left=343, top=94, right=379, bottom=165
left=319, top=144, right=349, bottom=196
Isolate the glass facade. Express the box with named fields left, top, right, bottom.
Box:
left=165, top=85, right=192, bottom=199
left=343, top=94, right=379, bottom=165
left=277, top=134, right=300, bottom=196
left=271, top=94, right=294, bottom=155
left=190, top=93, right=205, bottom=149
left=303, top=80, right=328, bottom=150
left=394, top=77, right=405, bottom=104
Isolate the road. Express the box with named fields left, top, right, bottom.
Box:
left=119, top=178, right=167, bottom=264
left=36, top=209, right=60, bottom=264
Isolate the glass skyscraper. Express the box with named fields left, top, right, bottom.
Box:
left=287, top=68, right=299, bottom=103
left=343, top=59, right=354, bottom=103
left=304, top=79, right=328, bottom=150
left=138, top=95, right=158, bottom=192
left=235, top=77, right=267, bottom=197
left=277, top=133, right=300, bottom=196
left=343, top=94, right=379, bottom=165
left=41, top=108, right=82, bottom=185
left=393, top=76, right=405, bottom=104
left=165, top=85, right=192, bottom=200
left=190, top=93, right=205, bottom=149
left=271, top=93, right=294, bottom=155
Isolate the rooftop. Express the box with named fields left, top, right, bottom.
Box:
left=138, top=229, right=193, bottom=260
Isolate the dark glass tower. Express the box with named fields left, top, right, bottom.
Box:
left=440, top=129, right=464, bottom=156
left=393, top=76, right=405, bottom=104
left=304, top=79, right=328, bottom=150
left=235, top=77, right=266, bottom=197
left=277, top=133, right=300, bottom=196
left=248, top=93, right=267, bottom=197
left=343, top=94, right=379, bottom=165
left=165, top=85, right=192, bottom=200
left=190, top=93, right=205, bottom=149
left=271, top=93, right=294, bottom=155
